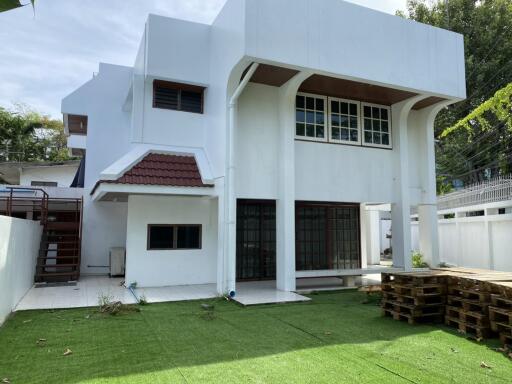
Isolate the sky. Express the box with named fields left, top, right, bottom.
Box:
left=0, top=0, right=407, bottom=119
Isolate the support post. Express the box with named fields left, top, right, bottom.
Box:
left=391, top=96, right=426, bottom=271
left=415, top=101, right=454, bottom=268
left=276, top=71, right=312, bottom=292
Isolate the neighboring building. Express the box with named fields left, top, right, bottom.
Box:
left=0, top=160, right=80, bottom=187
left=61, top=0, right=466, bottom=294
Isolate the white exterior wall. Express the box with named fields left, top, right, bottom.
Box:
left=236, top=83, right=279, bottom=199
left=63, top=63, right=133, bottom=275
left=244, top=0, right=465, bottom=98
left=20, top=165, right=78, bottom=187
left=125, top=195, right=218, bottom=287
left=61, top=0, right=466, bottom=288
left=411, top=202, right=512, bottom=271
left=0, top=216, right=42, bottom=325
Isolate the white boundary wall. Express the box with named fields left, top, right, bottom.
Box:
left=412, top=201, right=512, bottom=271
left=0, top=216, right=42, bottom=325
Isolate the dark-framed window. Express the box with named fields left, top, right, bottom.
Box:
left=147, top=224, right=202, bottom=250
left=153, top=80, right=204, bottom=114
left=31, top=181, right=58, bottom=187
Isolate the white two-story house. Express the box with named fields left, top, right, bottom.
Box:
left=61, top=0, right=466, bottom=297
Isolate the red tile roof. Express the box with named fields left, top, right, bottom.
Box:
left=92, top=153, right=213, bottom=194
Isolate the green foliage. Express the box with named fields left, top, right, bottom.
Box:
left=436, top=175, right=454, bottom=195
left=437, top=83, right=512, bottom=183
left=0, top=0, right=35, bottom=13
left=412, top=251, right=429, bottom=268
left=401, top=1, right=512, bottom=185
left=0, top=104, right=71, bottom=163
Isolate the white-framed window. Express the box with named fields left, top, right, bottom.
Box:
left=295, top=93, right=327, bottom=141
left=329, top=97, right=361, bottom=145
left=362, top=103, right=391, bottom=148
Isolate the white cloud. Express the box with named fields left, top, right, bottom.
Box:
left=0, top=0, right=406, bottom=119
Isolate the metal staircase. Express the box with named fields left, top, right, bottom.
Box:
left=1, top=186, right=83, bottom=283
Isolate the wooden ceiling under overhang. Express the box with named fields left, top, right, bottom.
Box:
left=246, top=64, right=446, bottom=110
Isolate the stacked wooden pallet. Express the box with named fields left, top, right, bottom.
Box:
left=380, top=268, right=512, bottom=347
left=489, top=282, right=512, bottom=347
left=381, top=272, right=446, bottom=324
left=444, top=275, right=494, bottom=339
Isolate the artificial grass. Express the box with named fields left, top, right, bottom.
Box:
left=0, top=290, right=510, bottom=383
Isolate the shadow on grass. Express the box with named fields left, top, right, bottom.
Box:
left=0, top=290, right=510, bottom=383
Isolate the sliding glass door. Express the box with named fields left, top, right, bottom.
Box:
left=236, top=200, right=276, bottom=281
left=295, top=202, right=361, bottom=271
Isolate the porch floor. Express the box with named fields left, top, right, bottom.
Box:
left=233, top=281, right=311, bottom=306
left=133, top=284, right=218, bottom=303
left=16, top=276, right=137, bottom=311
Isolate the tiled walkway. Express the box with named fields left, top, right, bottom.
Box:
left=16, top=275, right=381, bottom=311
left=233, top=281, right=311, bottom=305
left=16, top=276, right=136, bottom=311
left=133, top=284, right=218, bottom=303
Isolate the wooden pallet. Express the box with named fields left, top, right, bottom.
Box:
left=382, top=308, right=443, bottom=325
left=491, top=321, right=512, bottom=336
left=382, top=272, right=447, bottom=286
left=447, top=286, right=491, bottom=301
left=445, top=305, right=489, bottom=327
left=489, top=306, right=512, bottom=331
left=491, top=294, right=512, bottom=310
left=499, top=333, right=512, bottom=347
left=381, top=299, right=444, bottom=317
left=447, top=295, right=490, bottom=313
left=382, top=291, right=445, bottom=306
left=445, top=316, right=492, bottom=339
left=393, top=283, right=445, bottom=296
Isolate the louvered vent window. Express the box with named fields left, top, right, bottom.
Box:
left=153, top=80, right=204, bottom=114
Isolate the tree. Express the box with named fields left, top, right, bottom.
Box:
left=399, top=0, right=512, bottom=185
left=0, top=104, right=71, bottom=163
left=437, top=83, right=512, bottom=184
left=399, top=0, right=512, bottom=131
left=0, top=0, right=35, bottom=13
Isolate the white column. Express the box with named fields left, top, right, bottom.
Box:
left=216, top=185, right=225, bottom=294
left=359, top=204, right=368, bottom=268
left=366, top=209, right=381, bottom=265
left=391, top=96, right=426, bottom=271
left=418, top=205, right=439, bottom=266
left=416, top=101, right=453, bottom=268
left=276, top=71, right=312, bottom=292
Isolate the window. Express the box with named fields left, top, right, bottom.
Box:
left=295, top=93, right=327, bottom=140
left=362, top=103, right=391, bottom=148
left=147, top=224, right=201, bottom=250
left=330, top=98, right=360, bottom=144
left=153, top=80, right=204, bottom=114
left=295, top=94, right=392, bottom=149
left=31, top=181, right=58, bottom=187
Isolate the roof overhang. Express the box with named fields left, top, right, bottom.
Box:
left=91, top=183, right=216, bottom=202
left=99, top=144, right=214, bottom=185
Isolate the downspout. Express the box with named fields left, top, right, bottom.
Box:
left=225, top=62, right=259, bottom=297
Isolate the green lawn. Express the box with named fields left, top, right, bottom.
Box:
left=0, top=290, right=510, bottom=383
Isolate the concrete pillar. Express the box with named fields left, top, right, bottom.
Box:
left=366, top=209, right=381, bottom=265
left=360, top=204, right=368, bottom=269
left=418, top=204, right=439, bottom=267
left=276, top=71, right=312, bottom=292
left=415, top=101, right=454, bottom=268
left=391, top=96, right=426, bottom=271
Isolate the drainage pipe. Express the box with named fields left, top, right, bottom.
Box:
left=225, top=62, right=259, bottom=296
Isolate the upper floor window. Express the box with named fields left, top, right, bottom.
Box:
left=330, top=98, right=360, bottom=144
left=295, top=94, right=326, bottom=141
left=362, top=103, right=391, bottom=148
left=295, top=94, right=392, bottom=149
left=153, top=80, right=204, bottom=114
